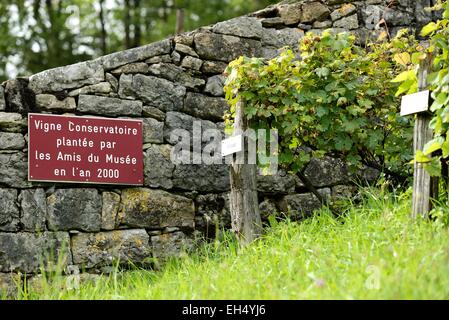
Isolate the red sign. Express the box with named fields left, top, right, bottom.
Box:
left=28, top=113, right=143, bottom=185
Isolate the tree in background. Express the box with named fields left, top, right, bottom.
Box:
left=0, top=0, right=278, bottom=82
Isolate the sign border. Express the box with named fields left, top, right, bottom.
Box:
left=27, top=113, right=144, bottom=186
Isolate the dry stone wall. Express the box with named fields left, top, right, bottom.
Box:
left=0, top=0, right=438, bottom=292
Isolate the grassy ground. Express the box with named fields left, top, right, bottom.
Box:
left=9, top=185, right=449, bottom=299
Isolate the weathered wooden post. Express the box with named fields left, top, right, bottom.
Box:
left=175, top=9, right=185, bottom=34
left=225, top=98, right=262, bottom=245
left=401, top=54, right=438, bottom=218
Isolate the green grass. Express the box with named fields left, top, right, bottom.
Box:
left=10, top=186, right=449, bottom=299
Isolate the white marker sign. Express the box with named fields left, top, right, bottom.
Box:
left=221, top=135, right=243, bottom=157
left=400, top=90, right=430, bottom=116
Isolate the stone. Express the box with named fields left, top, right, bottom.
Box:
left=0, top=112, right=25, bottom=133
left=325, top=0, right=357, bottom=4
left=298, top=23, right=313, bottom=30
left=257, top=170, right=298, bottom=194
left=194, top=32, right=262, bottom=62
left=313, top=20, right=332, bottom=28
left=201, top=60, right=228, bottom=74
left=181, top=56, right=203, bottom=71
left=174, top=43, right=199, bottom=57
left=262, top=46, right=281, bottom=59
left=29, top=60, right=104, bottom=93
left=279, top=188, right=331, bottom=219
left=278, top=3, right=303, bottom=25
left=163, top=227, right=180, bottom=233
left=144, top=144, right=174, bottom=189
left=142, top=105, right=165, bottom=121
left=362, top=5, right=384, bottom=30
left=0, top=273, right=20, bottom=298
left=330, top=3, right=357, bottom=21
left=47, top=189, right=102, bottom=232
left=304, top=156, right=351, bottom=187
left=35, top=94, right=76, bottom=111
left=262, top=28, right=305, bottom=48
left=215, top=122, right=227, bottom=138
left=204, top=75, right=225, bottom=97
left=173, top=164, right=230, bottom=192
left=171, top=51, right=182, bottom=64
left=300, top=2, right=330, bottom=23
left=0, top=152, right=30, bottom=188
left=129, top=74, right=186, bottom=111
left=356, top=165, right=380, bottom=183
left=19, top=189, right=47, bottom=232
left=398, top=0, right=413, bottom=9
left=118, top=74, right=134, bottom=99
left=0, top=188, right=19, bottom=232
left=4, top=78, right=34, bottom=114
left=148, top=63, right=204, bottom=90
left=110, top=62, right=149, bottom=75
left=174, top=33, right=194, bottom=46
left=77, top=94, right=142, bottom=116
left=383, top=8, right=413, bottom=26
left=145, top=54, right=172, bottom=64
left=415, top=0, right=433, bottom=25
left=0, top=86, right=5, bottom=111
left=183, top=92, right=228, bottom=121
left=118, top=188, right=195, bottom=229
left=106, top=73, right=119, bottom=91
left=164, top=111, right=220, bottom=145
left=259, top=198, right=278, bottom=220
left=68, top=82, right=112, bottom=96
left=151, top=231, right=193, bottom=262
left=0, top=232, right=71, bottom=273
left=261, top=17, right=285, bottom=28
left=147, top=63, right=183, bottom=80
left=195, top=193, right=231, bottom=233
left=0, top=132, right=25, bottom=150
left=100, top=39, right=171, bottom=70
left=432, top=6, right=444, bottom=21
left=212, top=17, right=264, bottom=39
left=143, top=117, right=164, bottom=144
left=353, top=27, right=383, bottom=45
left=333, top=14, right=359, bottom=29
left=164, top=111, right=194, bottom=143
left=250, top=6, right=278, bottom=18
left=71, top=229, right=151, bottom=268
left=101, top=191, right=120, bottom=230
left=331, top=185, right=357, bottom=200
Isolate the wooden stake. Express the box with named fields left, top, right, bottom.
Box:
left=175, top=9, right=185, bottom=35
left=229, top=98, right=262, bottom=244
left=412, top=54, right=438, bottom=218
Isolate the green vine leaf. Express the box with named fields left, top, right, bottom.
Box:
left=423, top=136, right=444, bottom=155
left=424, top=157, right=442, bottom=177
left=421, top=22, right=438, bottom=36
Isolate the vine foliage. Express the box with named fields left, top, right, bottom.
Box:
left=224, top=30, right=418, bottom=183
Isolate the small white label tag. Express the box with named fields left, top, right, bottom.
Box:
left=221, top=135, right=243, bottom=157
left=400, top=90, right=430, bottom=116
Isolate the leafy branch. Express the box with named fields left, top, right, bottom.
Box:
left=224, top=29, right=417, bottom=185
